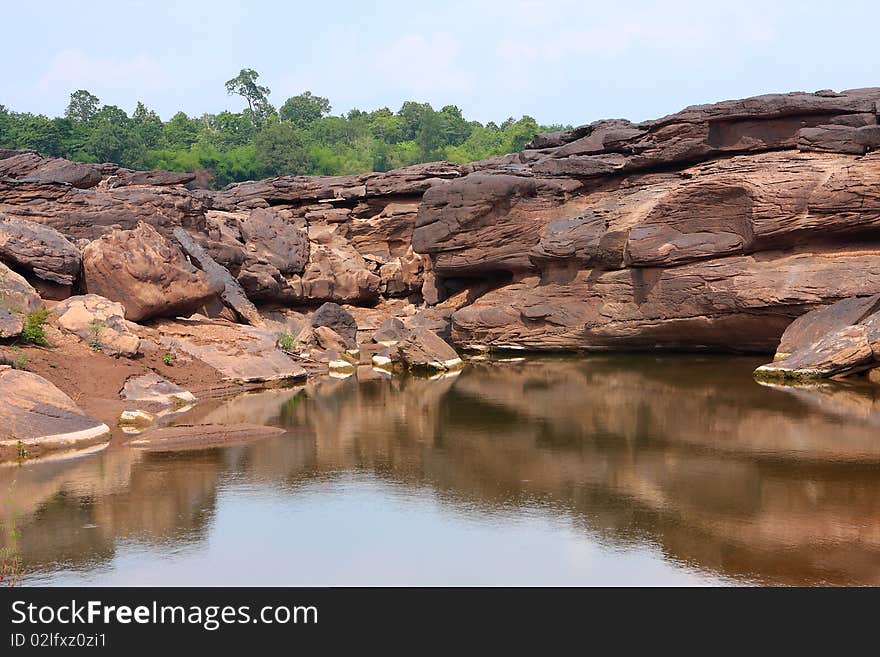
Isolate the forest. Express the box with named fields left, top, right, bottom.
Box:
left=0, top=68, right=567, bottom=187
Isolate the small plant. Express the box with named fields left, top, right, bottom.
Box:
left=162, top=352, right=175, bottom=366
left=19, top=309, right=52, bottom=347
left=278, top=330, right=297, bottom=353
left=88, top=320, right=104, bottom=351
left=15, top=441, right=27, bottom=462
left=10, top=347, right=27, bottom=370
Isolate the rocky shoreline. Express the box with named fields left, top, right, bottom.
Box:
left=5, top=87, right=880, bottom=458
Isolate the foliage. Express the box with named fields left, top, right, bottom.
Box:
left=88, top=320, right=104, bottom=351
left=10, top=346, right=27, bottom=369
left=277, top=330, right=297, bottom=352
left=162, top=352, right=175, bottom=366
left=0, top=71, right=570, bottom=188
left=19, top=309, right=52, bottom=347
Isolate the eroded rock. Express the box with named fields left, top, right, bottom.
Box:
left=83, top=222, right=222, bottom=321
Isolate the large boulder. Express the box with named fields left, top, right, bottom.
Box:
left=0, top=367, right=110, bottom=450
left=755, top=296, right=880, bottom=380
left=82, top=222, right=223, bottom=322
left=0, top=214, right=81, bottom=286
left=392, top=328, right=463, bottom=372
left=54, top=294, right=141, bottom=357
left=310, top=302, right=358, bottom=349
left=239, top=208, right=309, bottom=275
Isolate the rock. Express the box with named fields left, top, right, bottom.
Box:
left=313, top=325, right=349, bottom=353
left=0, top=368, right=110, bottom=449
left=754, top=324, right=877, bottom=380
left=0, top=307, right=22, bottom=338
left=775, top=295, right=880, bottom=359
left=0, top=214, right=81, bottom=286
left=797, top=124, right=880, bottom=154
left=392, top=328, right=463, bottom=372
left=110, top=168, right=196, bottom=187
left=0, top=260, right=42, bottom=316
left=118, top=409, right=155, bottom=431
left=755, top=296, right=880, bottom=380
left=239, top=208, right=309, bottom=275
left=372, top=317, right=407, bottom=346
left=54, top=294, right=141, bottom=357
left=155, top=317, right=308, bottom=383
left=172, top=227, right=264, bottom=326
left=83, top=222, right=222, bottom=322
left=121, top=373, right=196, bottom=406
left=310, top=302, right=357, bottom=349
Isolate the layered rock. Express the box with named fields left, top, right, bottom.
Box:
left=755, top=295, right=880, bottom=380
left=0, top=214, right=81, bottom=288
left=53, top=294, right=141, bottom=357
left=82, top=223, right=223, bottom=322
left=0, top=367, right=110, bottom=448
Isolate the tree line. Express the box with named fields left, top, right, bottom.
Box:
left=0, top=68, right=567, bottom=187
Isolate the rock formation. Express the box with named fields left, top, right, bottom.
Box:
left=5, top=87, right=880, bottom=451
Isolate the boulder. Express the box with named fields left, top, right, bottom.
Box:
left=0, top=368, right=110, bottom=449
left=755, top=296, right=880, bottom=380
left=310, top=302, right=358, bottom=349
left=54, top=294, right=141, bottom=357
left=83, top=222, right=223, bottom=322
left=121, top=372, right=196, bottom=406
left=0, top=307, right=21, bottom=338
left=372, top=317, right=408, bottom=346
left=0, top=260, right=42, bottom=316
left=0, top=214, right=81, bottom=286
left=313, top=325, right=350, bottom=354
left=239, top=208, right=309, bottom=275
left=392, top=328, right=463, bottom=372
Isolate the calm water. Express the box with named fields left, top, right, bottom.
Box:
left=2, top=355, right=879, bottom=586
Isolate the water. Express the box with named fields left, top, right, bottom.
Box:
left=2, top=355, right=879, bottom=586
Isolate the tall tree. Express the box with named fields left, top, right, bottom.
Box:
left=225, top=69, right=273, bottom=126
left=279, top=92, right=331, bottom=129
left=65, top=90, right=100, bottom=122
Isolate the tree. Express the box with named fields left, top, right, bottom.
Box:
left=132, top=101, right=163, bottom=150
left=85, top=105, right=143, bottom=165
left=163, top=111, right=200, bottom=150
left=279, top=92, right=331, bottom=129
left=225, top=68, right=273, bottom=126
left=254, top=122, right=310, bottom=176
left=65, top=90, right=100, bottom=122
left=398, top=101, right=434, bottom=140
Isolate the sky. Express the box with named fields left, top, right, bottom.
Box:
left=4, top=0, right=878, bottom=127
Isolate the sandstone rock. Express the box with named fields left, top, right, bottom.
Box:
left=313, top=325, right=349, bottom=353
left=392, top=328, right=463, bottom=372
left=156, top=317, right=307, bottom=383
left=775, top=295, right=880, bottom=359
left=0, top=260, right=42, bottom=316
left=239, top=208, right=309, bottom=275
left=54, top=294, right=141, bottom=357
left=755, top=296, right=880, bottom=380
left=172, top=227, right=264, bottom=326
left=0, top=307, right=22, bottom=338
left=372, top=317, right=407, bottom=346
left=83, top=223, right=222, bottom=322
left=118, top=409, right=155, bottom=431
left=310, top=302, right=357, bottom=349
left=0, top=368, right=110, bottom=449
left=0, top=214, right=81, bottom=286
left=121, top=372, right=196, bottom=406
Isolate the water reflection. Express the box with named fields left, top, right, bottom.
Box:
left=2, top=355, right=879, bottom=585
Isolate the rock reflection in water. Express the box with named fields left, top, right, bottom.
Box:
left=2, top=355, right=879, bottom=585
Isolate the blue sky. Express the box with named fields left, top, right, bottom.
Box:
left=5, top=0, right=877, bottom=126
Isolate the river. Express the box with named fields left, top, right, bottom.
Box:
left=2, top=355, right=879, bottom=586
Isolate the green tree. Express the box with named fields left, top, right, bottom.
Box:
left=65, top=90, right=100, bottom=122
left=163, top=111, right=200, bottom=150
left=254, top=122, right=310, bottom=176
left=132, top=101, right=163, bottom=150
left=279, top=92, right=331, bottom=129
left=225, top=68, right=273, bottom=126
